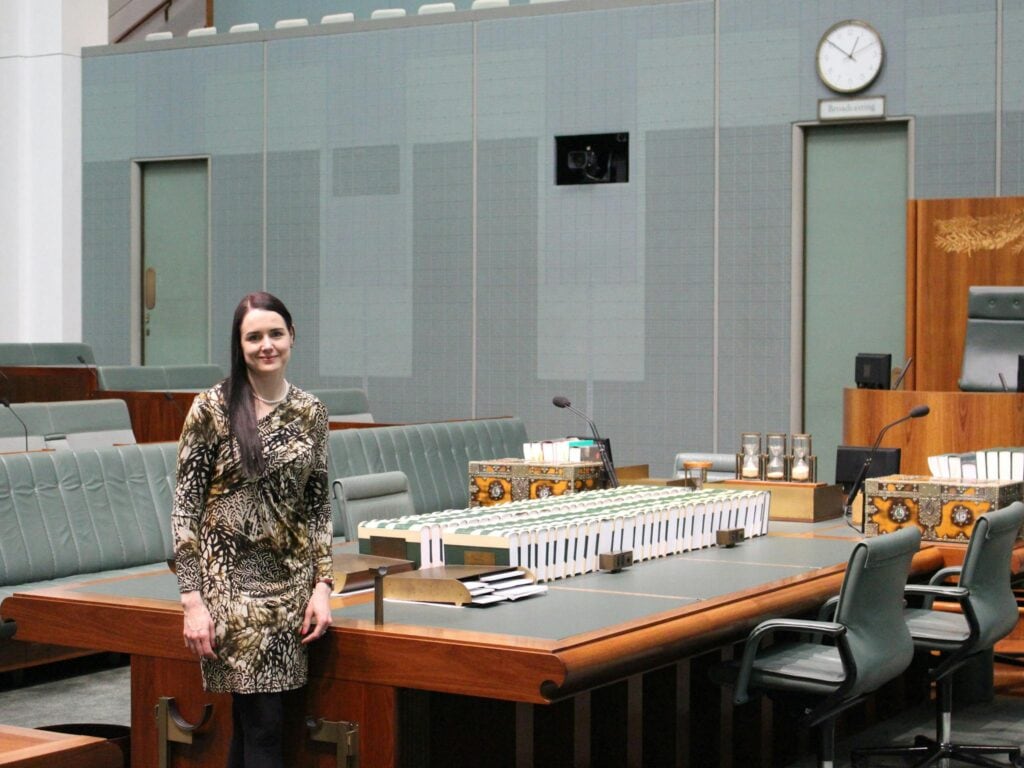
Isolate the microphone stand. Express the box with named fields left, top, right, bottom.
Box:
left=76, top=355, right=99, bottom=394
left=844, top=405, right=929, bottom=534
left=1, top=398, right=30, bottom=453
left=552, top=397, right=619, bottom=488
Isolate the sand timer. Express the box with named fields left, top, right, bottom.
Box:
left=737, top=432, right=762, bottom=479
left=790, top=433, right=815, bottom=482
left=765, top=433, right=787, bottom=480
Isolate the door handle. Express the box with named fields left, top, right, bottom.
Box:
left=144, top=268, right=157, bottom=310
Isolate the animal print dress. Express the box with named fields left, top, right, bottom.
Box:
left=172, top=383, right=334, bottom=694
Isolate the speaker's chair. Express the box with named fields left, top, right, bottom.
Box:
left=958, top=286, right=1024, bottom=392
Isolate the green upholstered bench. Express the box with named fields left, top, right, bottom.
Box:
left=0, top=442, right=179, bottom=668
left=95, top=364, right=224, bottom=391
left=326, top=417, right=528, bottom=534
left=0, top=343, right=96, bottom=367
left=308, top=388, right=373, bottom=423
left=0, top=443, right=178, bottom=602
left=0, top=400, right=136, bottom=453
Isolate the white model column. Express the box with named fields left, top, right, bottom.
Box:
left=0, top=0, right=105, bottom=341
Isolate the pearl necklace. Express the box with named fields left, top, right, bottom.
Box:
left=252, top=380, right=289, bottom=406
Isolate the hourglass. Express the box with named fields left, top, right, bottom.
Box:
left=765, top=433, right=787, bottom=480
left=737, top=432, right=762, bottom=479
left=790, top=433, right=816, bottom=482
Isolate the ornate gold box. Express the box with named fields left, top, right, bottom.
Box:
left=468, top=459, right=607, bottom=506
left=864, top=474, right=1023, bottom=542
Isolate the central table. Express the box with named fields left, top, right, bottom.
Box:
left=1, top=534, right=942, bottom=767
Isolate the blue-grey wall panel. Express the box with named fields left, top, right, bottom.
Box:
left=82, top=161, right=132, bottom=365
left=266, top=150, right=323, bottom=389
left=211, top=154, right=267, bottom=369
left=716, top=124, right=791, bottom=449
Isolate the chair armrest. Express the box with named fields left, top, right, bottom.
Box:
left=905, top=581, right=970, bottom=612
left=331, top=478, right=344, bottom=501
left=927, top=566, right=962, bottom=585
left=817, top=595, right=840, bottom=621
left=734, top=618, right=846, bottom=704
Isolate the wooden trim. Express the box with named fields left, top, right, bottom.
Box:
left=115, top=0, right=173, bottom=44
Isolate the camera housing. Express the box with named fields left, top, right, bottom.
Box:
left=555, top=133, right=629, bottom=185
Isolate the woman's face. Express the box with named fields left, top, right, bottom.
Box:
left=239, top=308, right=293, bottom=377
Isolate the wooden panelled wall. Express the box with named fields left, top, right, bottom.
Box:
left=906, top=196, right=1024, bottom=392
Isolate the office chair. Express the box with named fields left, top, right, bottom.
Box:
left=851, top=502, right=1024, bottom=767
left=715, top=526, right=922, bottom=768
left=958, top=286, right=1024, bottom=392
left=331, top=471, right=415, bottom=541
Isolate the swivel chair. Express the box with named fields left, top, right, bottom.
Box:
left=851, top=502, right=1024, bottom=767
left=331, top=470, right=415, bottom=541
left=958, top=286, right=1024, bottom=392
left=716, top=526, right=922, bottom=768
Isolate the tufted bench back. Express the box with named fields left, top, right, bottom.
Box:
left=0, top=400, right=135, bottom=453
left=0, top=343, right=95, bottom=367
left=327, top=417, right=527, bottom=521
left=96, top=364, right=224, bottom=391
left=0, top=443, right=177, bottom=586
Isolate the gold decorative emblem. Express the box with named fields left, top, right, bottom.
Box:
left=933, top=210, right=1024, bottom=256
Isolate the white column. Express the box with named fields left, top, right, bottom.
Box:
left=0, top=0, right=106, bottom=342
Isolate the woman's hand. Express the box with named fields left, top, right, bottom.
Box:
left=181, top=591, right=217, bottom=659
left=300, top=581, right=333, bottom=644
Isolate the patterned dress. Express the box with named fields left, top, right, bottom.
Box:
left=172, top=383, right=334, bottom=694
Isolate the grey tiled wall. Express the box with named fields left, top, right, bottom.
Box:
left=83, top=0, right=1014, bottom=475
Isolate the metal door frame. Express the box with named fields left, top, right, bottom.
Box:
left=789, top=117, right=915, bottom=434
left=130, top=155, right=213, bottom=365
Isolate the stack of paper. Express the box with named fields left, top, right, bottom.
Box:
left=358, top=485, right=770, bottom=582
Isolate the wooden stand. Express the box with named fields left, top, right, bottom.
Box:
left=712, top=479, right=844, bottom=522
left=843, top=388, right=1024, bottom=476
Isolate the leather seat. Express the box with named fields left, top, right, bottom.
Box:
left=958, top=286, right=1024, bottom=391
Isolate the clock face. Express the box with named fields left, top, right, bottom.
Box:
left=816, top=20, right=884, bottom=94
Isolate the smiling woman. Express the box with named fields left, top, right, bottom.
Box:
left=171, top=291, right=334, bottom=768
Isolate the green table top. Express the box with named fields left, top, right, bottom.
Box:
left=66, top=535, right=857, bottom=643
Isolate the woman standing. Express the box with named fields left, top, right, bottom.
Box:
left=172, top=292, right=334, bottom=767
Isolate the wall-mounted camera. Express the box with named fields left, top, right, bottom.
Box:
left=555, top=132, right=629, bottom=186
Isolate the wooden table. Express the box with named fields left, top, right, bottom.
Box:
left=0, top=724, right=123, bottom=767
left=1, top=536, right=944, bottom=768
left=843, top=388, right=1024, bottom=475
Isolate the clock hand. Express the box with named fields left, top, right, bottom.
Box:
left=850, top=35, right=862, bottom=59
left=826, top=39, right=853, bottom=59
left=850, top=39, right=878, bottom=59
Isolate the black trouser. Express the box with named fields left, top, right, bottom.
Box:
left=227, top=691, right=285, bottom=768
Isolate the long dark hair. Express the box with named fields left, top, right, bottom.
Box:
left=227, top=292, right=295, bottom=479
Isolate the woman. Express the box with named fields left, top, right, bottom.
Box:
left=172, top=292, right=334, bottom=768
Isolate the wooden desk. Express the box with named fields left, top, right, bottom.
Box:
left=843, top=388, right=1024, bottom=475
left=1, top=537, right=943, bottom=768
left=0, top=367, right=96, bottom=403
left=0, top=725, right=123, bottom=767
left=90, top=390, right=197, bottom=443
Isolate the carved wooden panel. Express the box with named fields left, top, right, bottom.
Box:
left=908, top=196, right=1024, bottom=391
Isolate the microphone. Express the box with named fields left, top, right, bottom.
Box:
left=164, top=391, right=187, bottom=432
left=844, top=404, right=930, bottom=532
left=891, top=357, right=914, bottom=390
left=0, top=369, right=10, bottom=401
left=998, top=373, right=1009, bottom=393
left=552, top=396, right=618, bottom=487
left=76, top=354, right=99, bottom=394
left=1, top=397, right=30, bottom=453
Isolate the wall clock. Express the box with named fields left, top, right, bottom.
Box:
left=816, top=20, right=884, bottom=94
